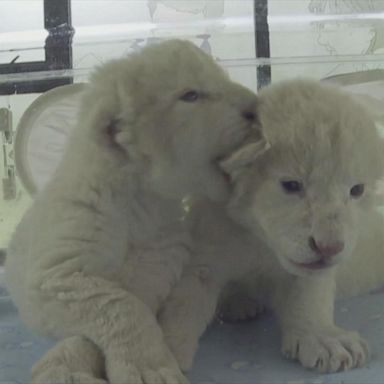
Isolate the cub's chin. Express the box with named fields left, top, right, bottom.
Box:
left=277, top=254, right=341, bottom=277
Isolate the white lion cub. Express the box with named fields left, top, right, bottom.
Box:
left=5, top=40, right=262, bottom=384
left=159, top=79, right=384, bottom=374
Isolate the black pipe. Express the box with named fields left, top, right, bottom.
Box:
left=254, top=0, right=271, bottom=90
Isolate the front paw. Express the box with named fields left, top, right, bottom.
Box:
left=282, top=327, right=370, bottom=373
left=160, top=306, right=199, bottom=372
left=164, top=331, right=199, bottom=372
left=106, top=342, right=189, bottom=384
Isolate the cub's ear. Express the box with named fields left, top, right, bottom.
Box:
left=219, top=138, right=270, bottom=179
left=77, top=67, right=136, bottom=157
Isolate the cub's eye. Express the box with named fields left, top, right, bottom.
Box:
left=350, top=184, right=364, bottom=198
left=179, top=90, right=199, bottom=102
left=280, top=180, right=303, bottom=194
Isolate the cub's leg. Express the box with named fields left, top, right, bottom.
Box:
left=275, top=272, right=369, bottom=373
left=32, top=336, right=107, bottom=384
left=159, top=267, right=220, bottom=371
left=33, top=274, right=188, bottom=384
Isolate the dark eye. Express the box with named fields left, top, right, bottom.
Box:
left=281, top=180, right=303, bottom=194
left=179, top=90, right=199, bottom=102
left=350, top=184, right=364, bottom=198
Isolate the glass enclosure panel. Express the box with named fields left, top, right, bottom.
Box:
left=269, top=0, right=384, bottom=80
left=0, top=0, right=46, bottom=64
left=71, top=0, right=256, bottom=89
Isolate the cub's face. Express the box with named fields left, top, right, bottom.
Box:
left=131, top=41, right=261, bottom=202
left=223, top=80, right=384, bottom=276
left=232, top=150, right=369, bottom=277
left=85, top=39, right=262, bottom=202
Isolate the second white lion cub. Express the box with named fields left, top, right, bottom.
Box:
left=159, top=79, right=384, bottom=374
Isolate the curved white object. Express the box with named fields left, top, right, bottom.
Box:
left=14, top=83, right=86, bottom=195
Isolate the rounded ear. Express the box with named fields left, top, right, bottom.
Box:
left=219, top=138, right=270, bottom=179
left=76, top=73, right=135, bottom=158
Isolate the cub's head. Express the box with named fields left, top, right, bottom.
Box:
left=222, top=79, right=384, bottom=276
left=79, top=39, right=262, bottom=201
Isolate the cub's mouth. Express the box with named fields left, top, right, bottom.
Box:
left=290, top=258, right=336, bottom=271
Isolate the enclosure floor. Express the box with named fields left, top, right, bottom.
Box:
left=1, top=274, right=384, bottom=384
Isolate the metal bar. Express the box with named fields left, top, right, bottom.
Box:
left=44, top=0, right=74, bottom=70
left=254, top=0, right=271, bottom=89
left=0, top=61, right=50, bottom=75
left=0, top=79, right=75, bottom=95
left=2, top=53, right=384, bottom=88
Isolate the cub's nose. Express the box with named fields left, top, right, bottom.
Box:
left=308, top=237, right=345, bottom=259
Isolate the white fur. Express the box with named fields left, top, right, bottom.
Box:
left=159, top=79, right=384, bottom=373
left=4, top=40, right=261, bottom=384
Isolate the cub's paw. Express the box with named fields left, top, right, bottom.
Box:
left=107, top=362, right=188, bottom=384
left=31, top=336, right=107, bottom=384
left=164, top=331, right=199, bottom=372
left=282, top=327, right=370, bottom=373
left=106, top=344, right=189, bottom=384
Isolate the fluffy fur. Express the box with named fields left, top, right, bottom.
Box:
left=159, top=79, right=384, bottom=374
left=4, top=40, right=262, bottom=384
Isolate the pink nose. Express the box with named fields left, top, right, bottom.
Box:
left=309, top=237, right=344, bottom=258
